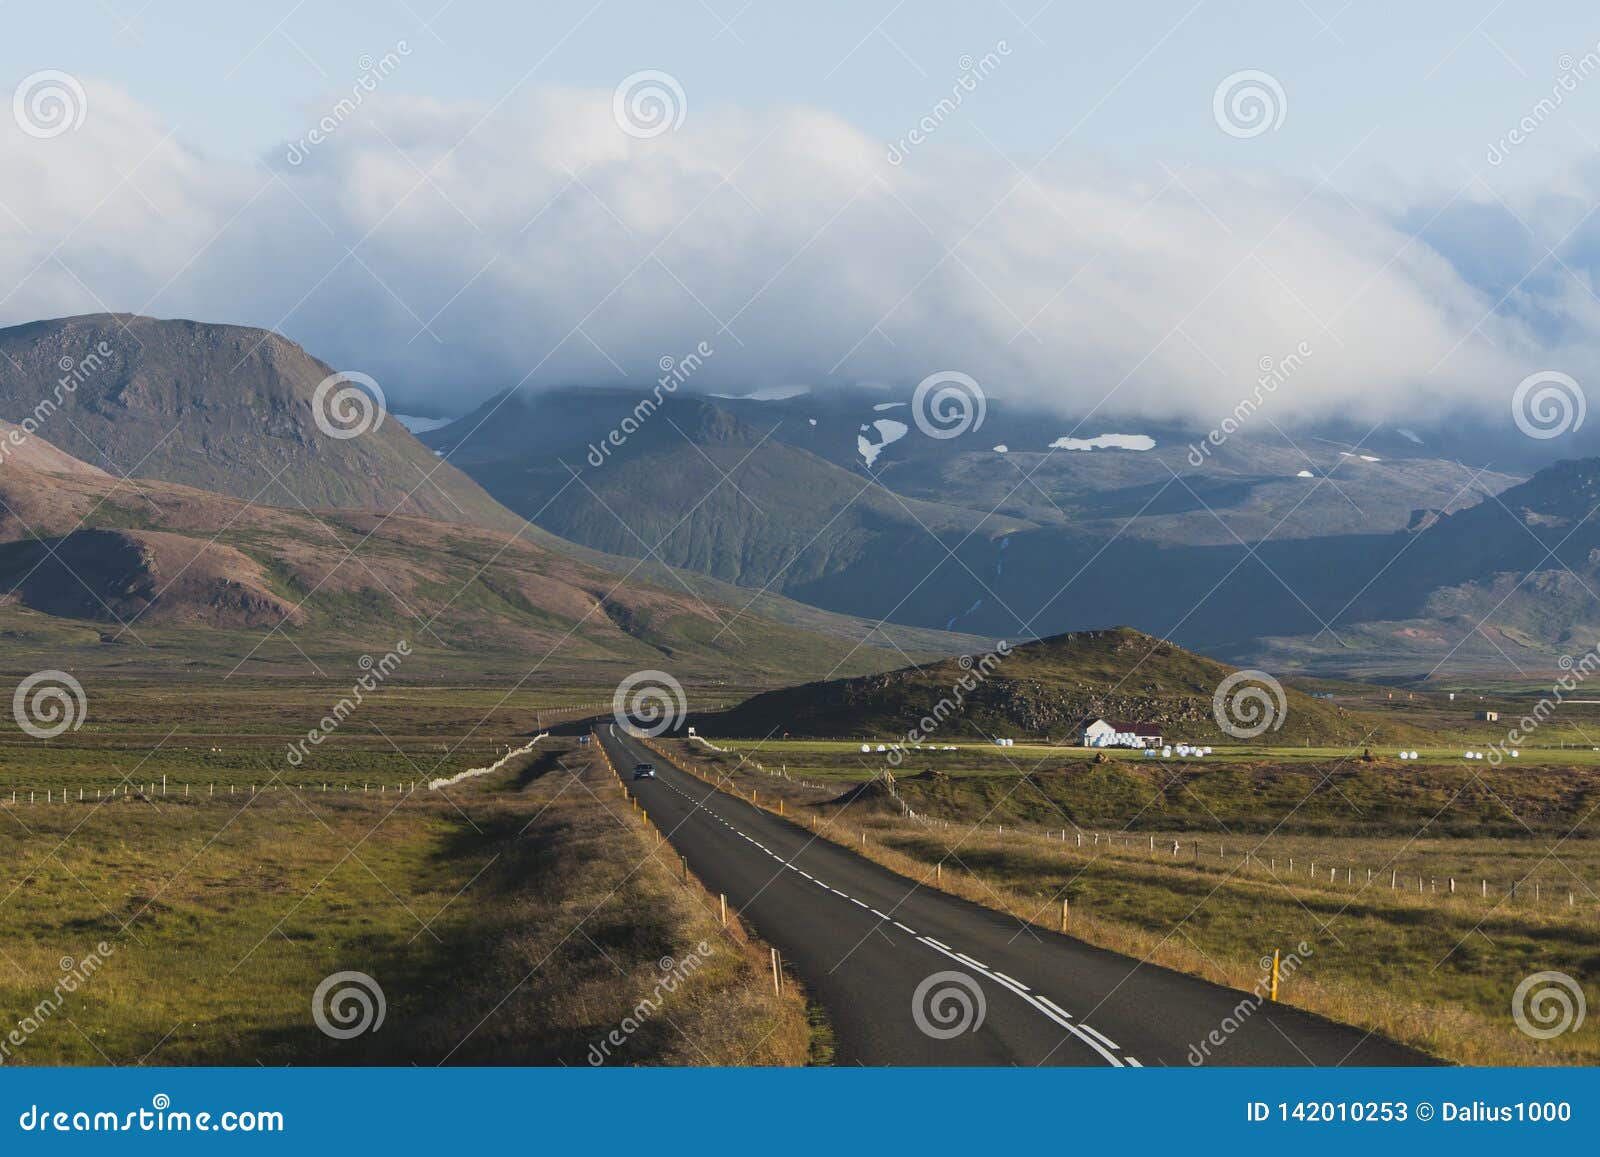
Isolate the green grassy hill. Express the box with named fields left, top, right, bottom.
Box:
left=696, top=626, right=1418, bottom=745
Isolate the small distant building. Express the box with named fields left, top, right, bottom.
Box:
left=1079, top=717, right=1163, bottom=749
left=1478, top=710, right=1499, bottom=722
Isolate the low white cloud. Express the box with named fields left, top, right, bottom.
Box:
left=0, top=79, right=1587, bottom=425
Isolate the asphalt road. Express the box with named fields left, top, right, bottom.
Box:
left=600, top=726, right=1437, bottom=1067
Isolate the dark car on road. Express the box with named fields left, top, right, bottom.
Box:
left=632, top=763, right=656, bottom=780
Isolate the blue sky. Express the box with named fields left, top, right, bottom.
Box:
left=3, top=2, right=1600, bottom=421
left=6, top=1, right=1598, bottom=190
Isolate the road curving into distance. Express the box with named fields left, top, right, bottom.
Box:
left=599, top=726, right=1437, bottom=1067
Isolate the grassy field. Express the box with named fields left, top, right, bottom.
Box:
left=723, top=735, right=1600, bottom=771
left=662, top=736, right=1600, bottom=1066
left=0, top=693, right=809, bottom=1066
left=8, top=665, right=1598, bottom=1067
left=0, top=676, right=640, bottom=800
left=689, top=738, right=1600, bottom=836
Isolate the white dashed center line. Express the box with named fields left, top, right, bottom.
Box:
left=616, top=736, right=1139, bottom=1068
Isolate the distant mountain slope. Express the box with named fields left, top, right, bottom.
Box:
left=695, top=626, right=1413, bottom=745
left=0, top=527, right=300, bottom=628
left=0, top=454, right=952, bottom=682
left=1351, top=457, right=1600, bottom=617
left=427, top=390, right=1028, bottom=622
left=1235, top=457, right=1600, bottom=678
left=0, top=314, right=522, bottom=532
left=423, top=386, right=1532, bottom=654
left=1246, top=458, right=1600, bottom=677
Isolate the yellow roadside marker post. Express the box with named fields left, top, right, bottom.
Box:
left=1269, top=949, right=1281, bottom=1002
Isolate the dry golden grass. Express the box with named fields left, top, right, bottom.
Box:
left=0, top=736, right=809, bottom=1066
left=427, top=740, right=812, bottom=1066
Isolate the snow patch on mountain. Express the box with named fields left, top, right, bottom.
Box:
left=1049, top=433, right=1155, bottom=452
left=858, top=419, right=909, bottom=466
